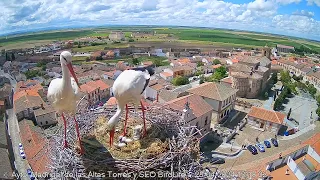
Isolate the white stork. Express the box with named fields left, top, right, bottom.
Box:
left=47, top=51, right=84, bottom=154
left=107, top=66, right=154, bottom=146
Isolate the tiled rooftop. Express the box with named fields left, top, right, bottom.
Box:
left=248, top=106, right=286, bottom=124
left=165, top=94, right=213, bottom=118
left=187, top=82, right=238, bottom=101
left=19, top=119, right=49, bottom=173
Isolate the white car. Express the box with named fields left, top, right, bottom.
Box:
left=20, top=150, right=26, bottom=159
left=18, top=143, right=23, bottom=151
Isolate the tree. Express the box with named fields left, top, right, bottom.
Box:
left=280, top=70, right=291, bottom=83
left=128, top=38, right=134, bottom=42
left=172, top=76, right=189, bottom=86
left=307, top=84, right=317, bottom=97
left=264, top=92, right=269, bottom=99
left=208, top=66, right=227, bottom=82
left=132, top=58, right=140, bottom=65
left=317, top=107, right=320, bottom=117
left=77, top=44, right=81, bottom=48
left=199, top=75, right=205, bottom=84
left=213, top=59, right=221, bottom=65
left=197, top=62, right=203, bottom=67
left=271, top=73, right=278, bottom=84
left=85, top=57, right=90, bottom=62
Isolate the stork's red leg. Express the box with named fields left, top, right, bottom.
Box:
left=123, top=104, right=129, bottom=136
left=140, top=100, right=147, bottom=137
left=73, top=116, right=84, bottom=155
left=61, top=113, right=68, bottom=148
left=109, top=128, right=115, bottom=146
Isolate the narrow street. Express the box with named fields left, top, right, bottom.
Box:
left=6, top=109, right=30, bottom=180
left=1, top=68, right=29, bottom=180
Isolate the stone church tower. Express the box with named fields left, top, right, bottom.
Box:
left=262, top=45, right=271, bottom=60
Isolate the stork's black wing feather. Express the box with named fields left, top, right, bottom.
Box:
left=141, top=78, right=150, bottom=94
left=131, top=66, right=154, bottom=94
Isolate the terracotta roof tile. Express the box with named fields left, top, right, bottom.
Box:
left=302, top=132, right=320, bottom=155
left=272, top=60, right=278, bottom=65
left=212, top=64, right=222, bottom=69
left=19, top=120, right=49, bottom=173
left=172, top=65, right=194, bottom=72
left=221, top=77, right=233, bottom=84
left=93, top=80, right=110, bottom=90
left=106, top=97, right=117, bottom=106
left=248, top=106, right=285, bottom=124
left=149, top=83, right=164, bottom=91
left=165, top=94, right=213, bottom=117
left=160, top=72, right=173, bottom=77
left=80, top=84, right=97, bottom=93
left=186, top=82, right=238, bottom=101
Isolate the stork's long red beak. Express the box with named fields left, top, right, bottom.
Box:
left=67, top=63, right=80, bottom=88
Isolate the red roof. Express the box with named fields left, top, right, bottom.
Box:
left=19, top=120, right=49, bottom=173
left=106, top=97, right=117, bottom=106
left=166, top=94, right=213, bottom=117
left=212, top=64, right=222, bottom=69
left=160, top=72, right=173, bottom=77
left=221, top=77, right=233, bottom=84
left=248, top=106, right=285, bottom=124
left=94, top=80, right=110, bottom=90
left=271, top=60, right=278, bottom=65
left=80, top=84, right=97, bottom=93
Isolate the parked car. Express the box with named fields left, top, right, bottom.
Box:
left=18, top=143, right=23, bottom=150
left=210, top=157, right=225, bottom=164
left=20, top=150, right=26, bottom=159
left=264, top=140, right=271, bottom=148
left=247, top=145, right=258, bottom=155
left=256, top=143, right=265, bottom=152
left=271, top=138, right=278, bottom=147
left=27, top=169, right=35, bottom=180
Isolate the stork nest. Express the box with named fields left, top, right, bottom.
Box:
left=45, top=98, right=207, bottom=179
left=92, top=117, right=169, bottom=159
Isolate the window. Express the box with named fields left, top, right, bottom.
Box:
left=46, top=121, right=48, bottom=124
left=40, top=122, right=42, bottom=125
left=196, top=122, right=199, bottom=128
left=205, top=117, right=208, bottom=125
left=221, top=114, right=223, bottom=118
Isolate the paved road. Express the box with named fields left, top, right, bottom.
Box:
left=7, top=109, right=29, bottom=180
left=1, top=69, right=29, bottom=180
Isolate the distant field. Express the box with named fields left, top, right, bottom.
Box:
left=72, top=43, right=129, bottom=52
left=1, top=27, right=320, bottom=52
left=0, top=30, right=94, bottom=47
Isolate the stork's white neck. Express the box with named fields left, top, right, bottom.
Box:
left=61, top=64, right=71, bottom=88
left=107, top=103, right=125, bottom=129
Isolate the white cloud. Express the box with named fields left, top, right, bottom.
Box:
left=0, top=0, right=319, bottom=41
left=307, top=0, right=320, bottom=6
left=292, top=10, right=314, bottom=17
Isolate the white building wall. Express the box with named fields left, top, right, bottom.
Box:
left=287, top=156, right=305, bottom=180
left=144, top=87, right=157, bottom=100
left=308, top=146, right=320, bottom=163
left=36, top=112, right=57, bottom=126
left=163, top=68, right=174, bottom=75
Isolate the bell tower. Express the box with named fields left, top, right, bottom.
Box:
left=262, top=45, right=271, bottom=60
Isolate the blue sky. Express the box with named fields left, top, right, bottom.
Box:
left=0, top=0, right=320, bottom=41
